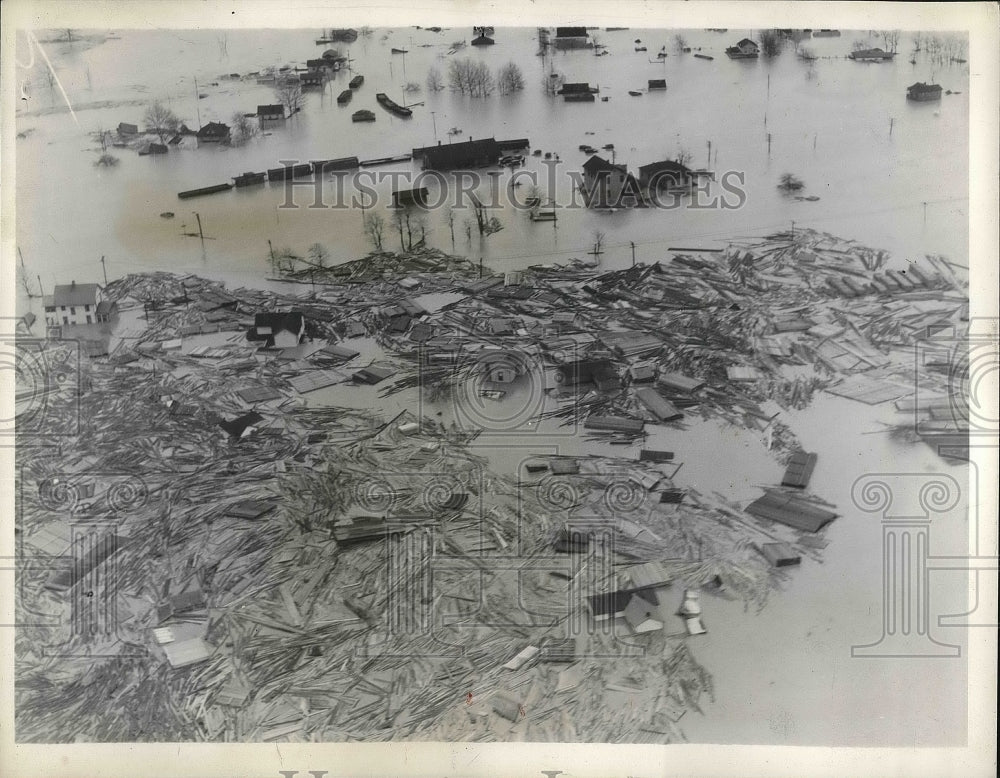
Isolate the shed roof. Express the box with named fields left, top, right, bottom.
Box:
left=53, top=283, right=99, bottom=307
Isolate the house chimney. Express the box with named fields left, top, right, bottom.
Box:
left=71, top=280, right=76, bottom=289
left=438, top=140, right=441, bottom=145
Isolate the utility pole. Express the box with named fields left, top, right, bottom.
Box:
left=767, top=133, right=772, bottom=158
left=431, top=111, right=437, bottom=141
left=923, top=201, right=927, bottom=224
left=100, top=255, right=107, bottom=285
left=706, top=140, right=711, bottom=168
left=479, top=257, right=483, bottom=278
left=194, top=212, right=204, bottom=242
left=194, top=76, right=202, bottom=129
left=889, top=117, right=894, bottom=136
left=630, top=241, right=636, bottom=267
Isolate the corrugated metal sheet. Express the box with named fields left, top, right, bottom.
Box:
left=584, top=415, right=645, bottom=433
left=781, top=451, right=817, bottom=488
left=635, top=387, right=683, bottom=422
left=745, top=491, right=837, bottom=533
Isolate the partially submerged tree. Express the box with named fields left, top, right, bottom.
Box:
left=273, top=78, right=304, bottom=117
left=448, top=57, right=495, bottom=97
left=496, top=62, right=525, bottom=95
left=364, top=212, right=386, bottom=250
left=229, top=111, right=259, bottom=146
left=144, top=101, right=180, bottom=143
left=307, top=243, right=330, bottom=268
left=777, top=173, right=805, bottom=192
left=758, top=29, right=783, bottom=57
left=879, top=29, right=901, bottom=54
left=426, top=66, right=444, bottom=91
left=94, top=153, right=120, bottom=167
left=673, top=34, right=688, bottom=53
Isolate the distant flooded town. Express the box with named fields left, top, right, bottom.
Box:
left=11, top=22, right=977, bottom=750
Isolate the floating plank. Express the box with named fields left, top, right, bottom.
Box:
left=225, top=499, right=277, bottom=520
left=237, top=386, right=283, bottom=404
left=162, top=637, right=212, bottom=668
left=781, top=451, right=817, bottom=488
left=288, top=369, right=349, bottom=393
left=540, top=638, right=576, bottom=663
left=824, top=374, right=913, bottom=405
left=639, top=449, right=674, bottom=462
left=745, top=491, right=838, bottom=533
left=761, top=542, right=801, bottom=567
left=584, top=415, right=645, bottom=433
left=502, top=645, right=540, bottom=670
left=635, top=386, right=683, bottom=422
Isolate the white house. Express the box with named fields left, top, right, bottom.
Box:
left=44, top=282, right=102, bottom=328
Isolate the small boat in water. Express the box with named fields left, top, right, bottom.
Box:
left=337, top=89, right=353, bottom=105
left=376, top=92, right=412, bottom=117
left=349, top=74, right=364, bottom=89
left=391, top=47, right=408, bottom=54
left=628, top=90, right=642, bottom=96
left=694, top=53, right=714, bottom=60
left=352, top=109, right=376, bottom=122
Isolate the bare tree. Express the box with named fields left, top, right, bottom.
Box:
left=777, top=173, right=804, bottom=192
left=448, top=57, right=494, bottom=97
left=404, top=81, right=421, bottom=94
left=307, top=243, right=330, bottom=268
left=758, top=29, right=783, bottom=57
left=496, top=62, right=525, bottom=95
left=445, top=207, right=457, bottom=249
left=230, top=111, right=259, bottom=146
left=912, top=32, right=924, bottom=52
left=273, top=79, right=304, bottom=118
left=592, top=230, right=607, bottom=256
left=673, top=34, right=688, bottom=53
left=852, top=38, right=871, bottom=52
left=426, top=66, right=444, bottom=91
left=144, top=101, right=180, bottom=143
left=879, top=30, right=901, bottom=54
left=674, top=146, right=693, bottom=167
left=364, top=213, right=386, bottom=250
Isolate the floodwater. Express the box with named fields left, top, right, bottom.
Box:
left=13, top=27, right=972, bottom=746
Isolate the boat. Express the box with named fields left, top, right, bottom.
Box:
left=267, top=163, right=313, bottom=181
left=635, top=46, right=647, bottom=52
left=160, top=212, right=175, bottom=219
left=178, top=183, right=233, bottom=199
left=233, top=171, right=266, bottom=187
left=329, top=28, right=358, bottom=42
left=448, top=127, right=463, bottom=135
left=376, top=92, right=413, bottom=117
left=349, top=74, right=364, bottom=89
left=352, top=109, right=376, bottom=122
left=337, top=89, right=353, bottom=105
left=628, top=90, right=642, bottom=96
left=693, top=53, right=714, bottom=60
left=391, top=47, right=408, bottom=54
left=532, top=149, right=542, bottom=156
left=602, top=143, right=614, bottom=150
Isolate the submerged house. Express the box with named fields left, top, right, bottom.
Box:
left=117, top=122, right=138, bottom=135
left=249, top=312, right=306, bottom=349
left=849, top=47, right=894, bottom=62
left=580, top=155, right=642, bottom=208
left=638, top=159, right=696, bottom=192
left=559, top=82, right=597, bottom=102
left=256, top=104, right=285, bottom=129
left=196, top=121, right=231, bottom=145
left=300, top=69, right=327, bottom=88
left=553, top=26, right=592, bottom=49
left=907, top=82, right=942, bottom=101
left=726, top=38, right=760, bottom=58
left=415, top=137, right=501, bottom=170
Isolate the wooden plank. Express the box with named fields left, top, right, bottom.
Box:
left=780, top=451, right=817, bottom=488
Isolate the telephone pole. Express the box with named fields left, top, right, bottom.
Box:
left=630, top=241, right=636, bottom=267
left=100, top=255, right=107, bottom=285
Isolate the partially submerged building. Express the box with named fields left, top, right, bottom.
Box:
left=249, top=312, right=306, bottom=349
left=580, top=155, right=642, bottom=208
left=552, top=26, right=592, bottom=49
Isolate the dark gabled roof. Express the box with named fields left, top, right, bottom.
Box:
left=559, top=82, right=593, bottom=93
left=254, top=311, right=304, bottom=335
left=737, top=38, right=758, bottom=47
left=52, top=283, right=99, bottom=307
left=556, top=26, right=589, bottom=38
left=745, top=490, right=838, bottom=532
left=197, top=121, right=230, bottom=137
left=907, top=82, right=942, bottom=92
left=219, top=411, right=264, bottom=438
left=257, top=104, right=284, bottom=115
left=422, top=137, right=501, bottom=169
left=638, top=159, right=694, bottom=178
left=95, top=300, right=117, bottom=316
left=588, top=587, right=658, bottom=617
left=582, top=155, right=625, bottom=175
